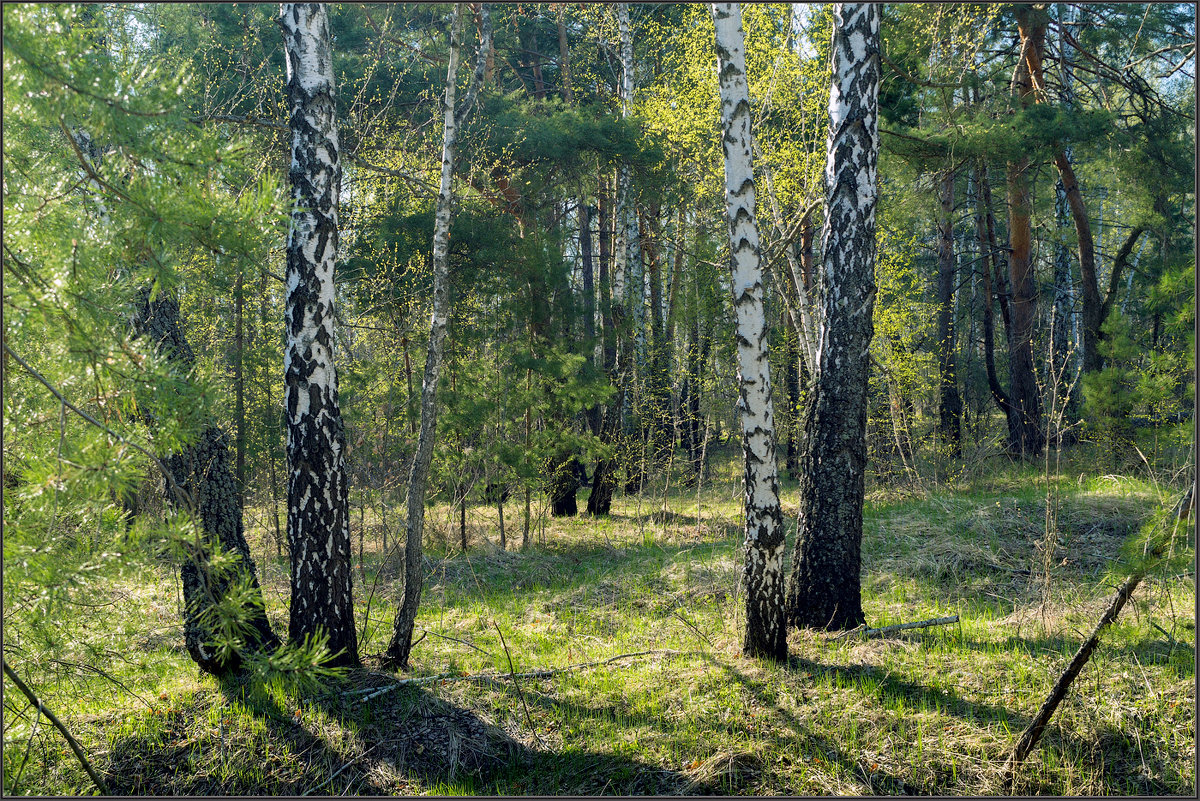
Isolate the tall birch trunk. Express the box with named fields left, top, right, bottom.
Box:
left=385, top=3, right=490, bottom=669
left=614, top=2, right=643, bottom=457
left=786, top=2, right=880, bottom=632
left=712, top=2, right=787, bottom=662
left=280, top=2, right=358, bottom=667
left=936, top=169, right=962, bottom=456
left=1004, top=5, right=1046, bottom=458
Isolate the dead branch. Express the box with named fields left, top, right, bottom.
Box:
left=1003, top=489, right=1192, bottom=788
left=494, top=621, right=545, bottom=749
left=833, top=615, right=960, bottom=641
left=3, top=659, right=109, bottom=795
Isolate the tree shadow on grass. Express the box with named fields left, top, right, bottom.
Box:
left=101, top=664, right=695, bottom=796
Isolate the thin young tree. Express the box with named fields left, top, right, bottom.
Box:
left=280, top=1, right=358, bottom=667
left=787, top=2, right=881, bottom=632
left=712, top=1, right=787, bottom=662
left=936, top=168, right=962, bottom=457
left=385, top=2, right=490, bottom=670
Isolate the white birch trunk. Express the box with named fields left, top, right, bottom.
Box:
left=385, top=2, right=491, bottom=668
left=280, top=2, right=358, bottom=667
left=712, top=1, right=787, bottom=661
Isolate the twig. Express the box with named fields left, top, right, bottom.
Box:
left=673, top=611, right=714, bottom=648
left=300, top=743, right=379, bottom=796
left=1151, top=621, right=1192, bottom=652
left=830, top=624, right=867, bottom=641
left=3, top=658, right=109, bottom=795
left=494, top=621, right=545, bottom=749
left=419, top=628, right=494, bottom=658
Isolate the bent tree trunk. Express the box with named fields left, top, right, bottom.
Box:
left=134, top=290, right=279, bottom=675
left=787, top=2, right=880, bottom=632
left=974, top=164, right=1020, bottom=444
left=1004, top=5, right=1046, bottom=458
left=280, top=2, right=358, bottom=667
left=712, top=2, right=787, bottom=662
left=385, top=2, right=490, bottom=669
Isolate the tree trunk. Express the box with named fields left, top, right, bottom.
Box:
left=548, top=454, right=581, bottom=516
left=974, top=164, right=1021, bottom=446
left=712, top=2, right=787, bottom=662
left=385, top=2, right=490, bottom=669
left=936, top=169, right=962, bottom=456
left=587, top=171, right=624, bottom=516
left=133, top=289, right=279, bottom=675
left=783, top=309, right=801, bottom=481
left=1004, top=5, right=1046, bottom=458
left=234, top=260, right=246, bottom=500
left=787, top=2, right=880, bottom=633
left=280, top=2, right=358, bottom=668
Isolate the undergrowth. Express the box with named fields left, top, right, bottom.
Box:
left=3, top=443, right=1195, bottom=795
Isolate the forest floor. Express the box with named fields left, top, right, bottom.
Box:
left=5, top=444, right=1196, bottom=795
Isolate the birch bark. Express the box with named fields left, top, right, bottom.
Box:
left=280, top=2, right=357, bottom=666
left=936, top=169, right=962, bottom=456
left=385, top=3, right=491, bottom=668
left=786, top=2, right=880, bottom=632
left=712, top=1, right=787, bottom=661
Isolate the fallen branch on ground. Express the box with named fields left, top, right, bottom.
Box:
left=831, top=615, right=959, bottom=641
left=347, top=649, right=697, bottom=704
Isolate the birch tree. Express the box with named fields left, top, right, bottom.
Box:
left=385, top=2, right=491, bottom=670
left=712, top=1, right=787, bottom=661
left=280, top=2, right=357, bottom=667
left=786, top=2, right=880, bottom=632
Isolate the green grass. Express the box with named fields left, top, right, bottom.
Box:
left=3, top=443, right=1195, bottom=795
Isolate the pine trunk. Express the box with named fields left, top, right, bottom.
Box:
left=786, top=2, right=880, bottom=633
left=280, top=2, right=358, bottom=668
left=133, top=290, right=280, bottom=675
left=713, top=2, right=787, bottom=662
left=1004, top=6, right=1046, bottom=458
